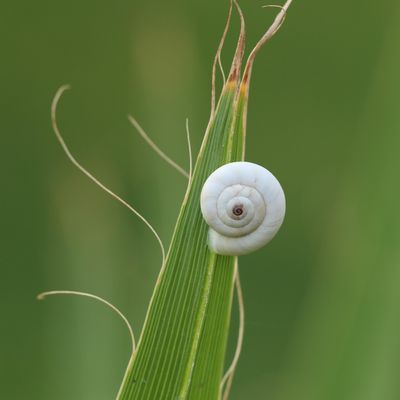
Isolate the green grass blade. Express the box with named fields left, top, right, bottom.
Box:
left=117, top=1, right=292, bottom=396
left=186, top=86, right=250, bottom=400
left=118, top=80, right=245, bottom=399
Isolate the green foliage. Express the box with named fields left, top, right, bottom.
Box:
left=118, top=3, right=291, bottom=397
left=118, top=65, right=248, bottom=400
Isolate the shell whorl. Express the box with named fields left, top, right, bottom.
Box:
left=200, top=162, right=285, bottom=256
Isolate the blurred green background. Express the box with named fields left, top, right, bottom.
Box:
left=1, top=0, right=400, bottom=399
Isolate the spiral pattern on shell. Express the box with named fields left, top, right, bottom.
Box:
left=200, top=162, right=286, bottom=255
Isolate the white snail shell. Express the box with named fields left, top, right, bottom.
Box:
left=200, top=161, right=285, bottom=256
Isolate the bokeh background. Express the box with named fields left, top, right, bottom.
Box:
left=1, top=0, right=400, bottom=399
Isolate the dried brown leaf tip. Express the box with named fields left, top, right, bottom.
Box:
left=211, top=0, right=293, bottom=106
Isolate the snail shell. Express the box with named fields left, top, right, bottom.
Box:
left=200, top=162, right=285, bottom=256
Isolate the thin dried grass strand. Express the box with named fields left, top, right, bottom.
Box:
left=185, top=118, right=193, bottom=183
left=128, top=112, right=191, bottom=183
left=37, top=290, right=136, bottom=354
left=262, top=4, right=288, bottom=36
left=226, top=0, right=246, bottom=83
left=211, top=0, right=233, bottom=117
left=243, top=0, right=292, bottom=79
left=127, top=115, right=189, bottom=179
left=218, top=56, right=227, bottom=87
left=51, top=85, right=165, bottom=265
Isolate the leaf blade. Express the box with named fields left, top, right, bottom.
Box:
left=118, top=83, right=244, bottom=399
